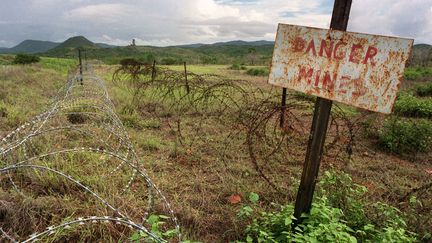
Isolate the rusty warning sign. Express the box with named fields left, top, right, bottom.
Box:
left=269, top=24, right=413, bottom=114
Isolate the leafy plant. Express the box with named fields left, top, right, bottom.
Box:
left=394, top=93, right=432, bottom=118
left=242, top=171, right=417, bottom=242
left=378, top=118, right=432, bottom=154
left=416, top=83, right=432, bottom=97
left=130, top=214, right=178, bottom=242
left=238, top=192, right=260, bottom=218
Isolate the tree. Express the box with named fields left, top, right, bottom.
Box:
left=13, top=54, right=40, bottom=64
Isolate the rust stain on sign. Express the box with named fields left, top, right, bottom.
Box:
left=269, top=24, right=414, bottom=114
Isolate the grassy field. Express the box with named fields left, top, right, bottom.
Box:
left=0, top=56, right=431, bottom=242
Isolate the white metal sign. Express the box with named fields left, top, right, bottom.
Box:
left=269, top=24, right=414, bottom=113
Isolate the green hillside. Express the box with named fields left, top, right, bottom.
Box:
left=45, top=36, right=100, bottom=56
left=43, top=41, right=274, bottom=65
left=0, top=40, right=59, bottom=54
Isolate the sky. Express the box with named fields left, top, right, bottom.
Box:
left=0, top=0, right=431, bottom=47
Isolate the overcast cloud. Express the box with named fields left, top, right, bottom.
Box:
left=0, top=0, right=430, bottom=47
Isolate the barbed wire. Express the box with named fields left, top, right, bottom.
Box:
left=0, top=63, right=180, bottom=242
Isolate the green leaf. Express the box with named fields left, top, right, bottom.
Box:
left=130, top=232, right=142, bottom=241
left=246, top=235, right=253, bottom=243
left=249, top=192, right=259, bottom=203
left=147, top=215, right=159, bottom=225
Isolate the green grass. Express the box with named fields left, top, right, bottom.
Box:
left=1, top=62, right=431, bottom=242
left=39, top=57, right=77, bottom=73
left=0, top=54, right=14, bottom=65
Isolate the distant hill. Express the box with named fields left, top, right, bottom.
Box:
left=45, top=36, right=101, bottom=57
left=96, top=43, right=117, bottom=48
left=409, top=44, right=432, bottom=67
left=53, top=36, right=98, bottom=49
left=174, top=40, right=274, bottom=48
left=211, top=40, right=274, bottom=46
left=0, top=40, right=59, bottom=54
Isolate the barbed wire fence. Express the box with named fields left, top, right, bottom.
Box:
left=0, top=62, right=180, bottom=242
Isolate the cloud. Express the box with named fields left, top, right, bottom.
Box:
left=349, top=0, right=432, bottom=44
left=63, top=4, right=133, bottom=24
left=0, top=0, right=430, bottom=47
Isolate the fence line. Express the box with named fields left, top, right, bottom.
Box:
left=0, top=63, right=180, bottom=242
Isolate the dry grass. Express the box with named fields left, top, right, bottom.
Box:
left=0, top=60, right=431, bottom=242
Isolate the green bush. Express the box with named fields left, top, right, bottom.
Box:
left=404, top=67, right=432, bottom=80
left=394, top=93, right=432, bottom=118
left=243, top=171, right=416, bottom=242
left=378, top=118, right=432, bottom=154
left=404, top=69, right=422, bottom=80
left=246, top=67, right=269, bottom=76
left=13, top=54, right=40, bottom=64
left=230, top=63, right=246, bottom=70
left=416, top=83, right=432, bottom=97
left=160, top=57, right=182, bottom=65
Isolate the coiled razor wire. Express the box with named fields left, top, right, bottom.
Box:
left=0, top=64, right=180, bottom=242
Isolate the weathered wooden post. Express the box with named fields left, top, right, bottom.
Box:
left=151, top=60, right=156, bottom=82
left=184, top=61, right=190, bottom=94
left=293, top=0, right=352, bottom=225
left=78, top=49, right=83, bottom=85
left=280, top=88, right=287, bottom=128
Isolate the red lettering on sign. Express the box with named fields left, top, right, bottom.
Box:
left=349, top=44, right=363, bottom=63
left=322, top=71, right=336, bottom=91
left=333, top=42, right=346, bottom=60
left=305, top=40, right=317, bottom=56
left=292, top=37, right=306, bottom=52
left=314, top=70, right=321, bottom=86
left=319, top=40, right=334, bottom=59
left=298, top=66, right=314, bottom=84
left=363, top=46, right=378, bottom=65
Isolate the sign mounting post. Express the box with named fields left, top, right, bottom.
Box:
left=268, top=0, right=413, bottom=227
left=293, top=0, right=352, bottom=225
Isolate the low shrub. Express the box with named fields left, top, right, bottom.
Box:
left=416, top=83, right=432, bottom=97
left=229, top=63, right=246, bottom=70
left=404, top=67, right=432, bottom=80
left=394, top=93, right=432, bottom=118
left=246, top=67, right=269, bottom=76
left=378, top=118, right=432, bottom=154
left=13, top=54, right=40, bottom=64
left=243, top=171, right=417, bottom=242
left=404, top=69, right=422, bottom=80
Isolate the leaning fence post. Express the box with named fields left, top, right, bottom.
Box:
left=184, top=61, right=190, bottom=94
left=78, top=49, right=83, bottom=85
left=151, top=60, right=156, bottom=82
left=280, top=88, right=287, bottom=128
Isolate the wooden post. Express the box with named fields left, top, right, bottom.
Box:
left=184, top=61, right=190, bottom=94
left=280, top=88, right=287, bottom=128
left=78, top=49, right=83, bottom=85
left=151, top=60, right=156, bottom=82
left=293, top=0, right=352, bottom=226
